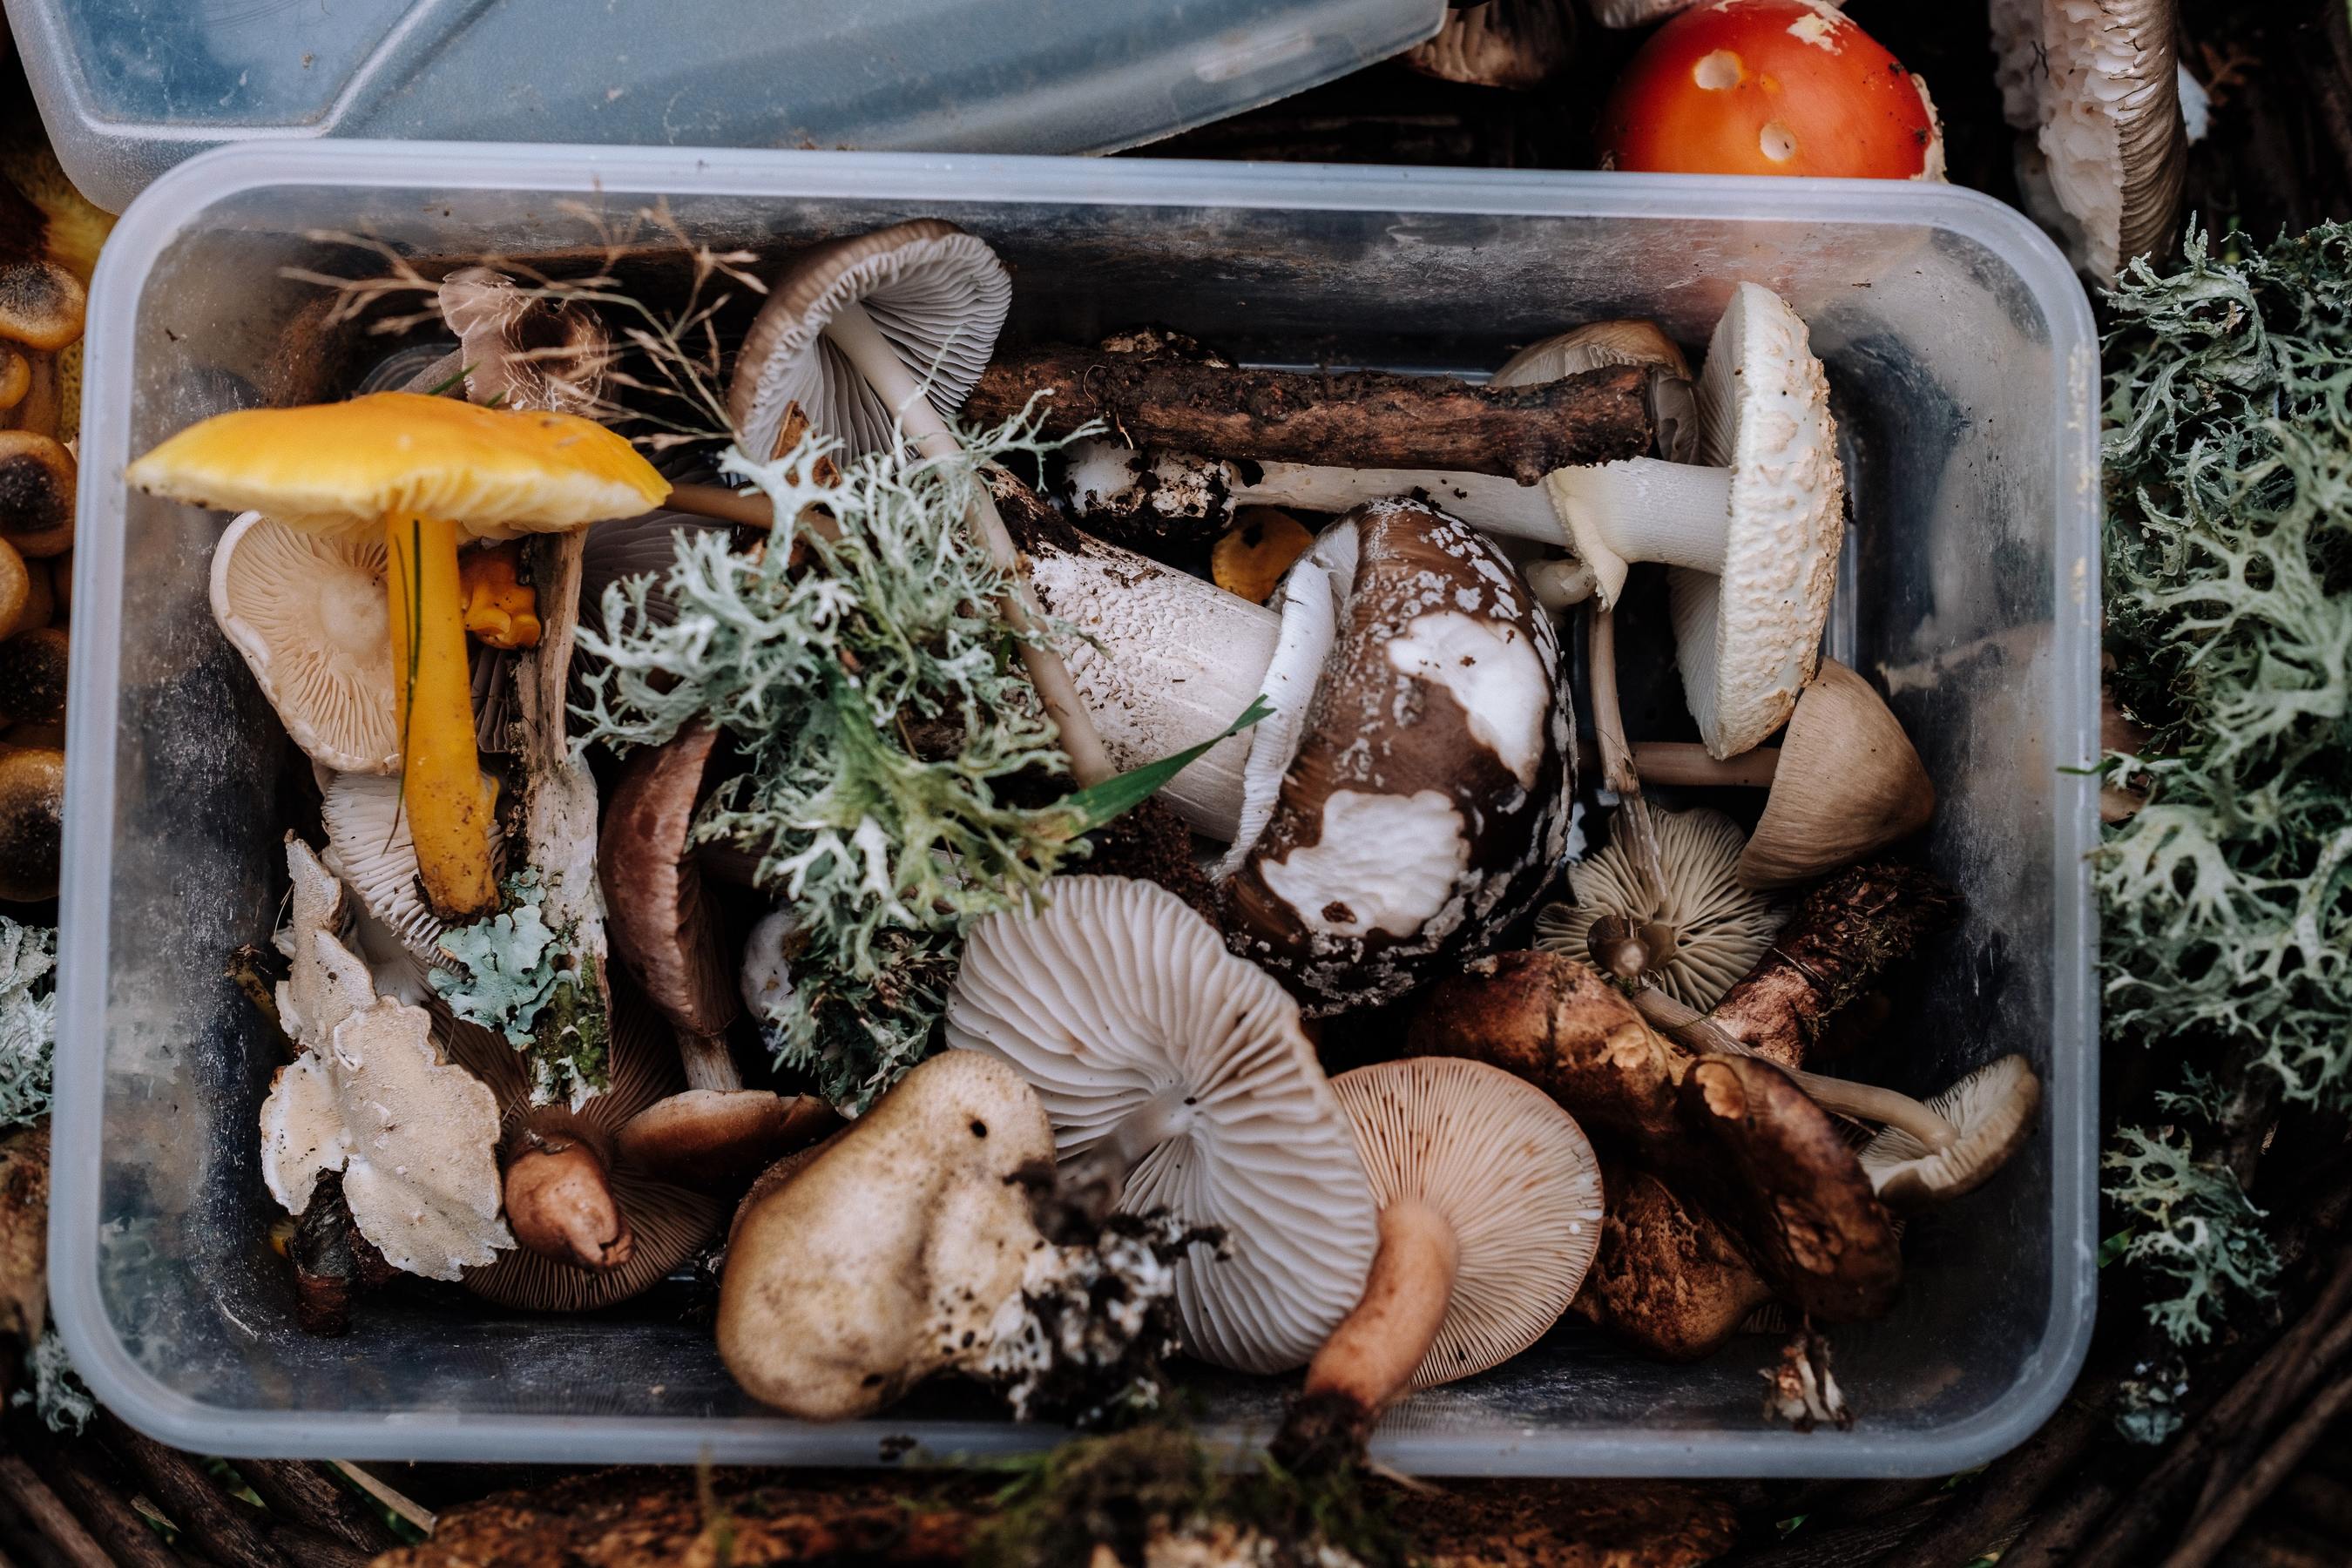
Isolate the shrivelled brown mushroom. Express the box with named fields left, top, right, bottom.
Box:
left=600, top=720, right=837, bottom=1186
left=1407, top=950, right=1901, bottom=1328
left=0, top=431, right=72, bottom=561
left=1574, top=1155, right=1776, bottom=1363
left=1220, top=500, right=1573, bottom=1012
left=439, top=266, right=610, bottom=416
left=1625, top=660, right=1936, bottom=889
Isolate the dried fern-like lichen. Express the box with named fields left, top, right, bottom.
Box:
left=573, top=421, right=1090, bottom=1112
left=0, top=917, right=56, bottom=1130
left=2098, top=223, right=2352, bottom=1342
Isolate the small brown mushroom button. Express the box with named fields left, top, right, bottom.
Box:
left=0, top=431, right=73, bottom=560
left=1221, top=499, right=1572, bottom=1013
left=0, top=733, right=62, bottom=902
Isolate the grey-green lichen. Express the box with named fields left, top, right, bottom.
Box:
left=11, top=1330, right=93, bottom=1434
left=572, top=421, right=1095, bottom=1113
left=0, top=917, right=55, bottom=1130
left=2098, top=222, right=2352, bottom=1342
left=432, top=873, right=607, bottom=1107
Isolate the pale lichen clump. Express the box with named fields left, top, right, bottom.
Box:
left=431, top=870, right=608, bottom=1108
left=0, top=916, right=56, bottom=1128
left=573, top=418, right=1092, bottom=1112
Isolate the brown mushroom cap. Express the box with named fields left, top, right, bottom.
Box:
left=0, top=433, right=73, bottom=560
left=1401, top=0, right=1577, bottom=91
left=0, top=541, right=25, bottom=642
left=1737, top=661, right=1935, bottom=889
left=1221, top=500, right=1571, bottom=1013
left=614, top=1088, right=838, bottom=1187
left=0, top=252, right=84, bottom=355
left=0, top=740, right=62, bottom=902
left=439, top=267, right=609, bottom=416
left=0, top=627, right=67, bottom=727
left=1572, top=1156, right=1773, bottom=1363
left=601, top=720, right=738, bottom=1055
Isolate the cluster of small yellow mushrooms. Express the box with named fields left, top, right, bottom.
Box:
left=127, top=217, right=2039, bottom=1449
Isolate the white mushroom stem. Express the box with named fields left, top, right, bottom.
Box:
left=822, top=301, right=1117, bottom=787
left=1625, top=742, right=1782, bottom=790
left=1063, top=1084, right=1200, bottom=1205
left=1227, top=461, right=1567, bottom=542
left=1634, top=988, right=1961, bottom=1152
left=1590, top=604, right=1667, bottom=893
left=676, top=1030, right=741, bottom=1093
left=1544, top=458, right=1734, bottom=577
left=1301, top=1200, right=1458, bottom=1418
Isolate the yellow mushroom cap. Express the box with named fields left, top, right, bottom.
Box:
left=126, top=390, right=669, bottom=540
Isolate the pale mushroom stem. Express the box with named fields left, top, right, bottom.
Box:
left=1633, top=988, right=1961, bottom=1152
left=1589, top=604, right=1669, bottom=893
left=383, top=511, right=499, bottom=919
left=1298, top=1200, right=1458, bottom=1422
left=1545, top=457, right=1734, bottom=577
left=1629, top=741, right=1782, bottom=790
left=1060, top=1084, right=1198, bottom=1207
left=822, top=301, right=1118, bottom=788
left=676, top=1028, right=741, bottom=1093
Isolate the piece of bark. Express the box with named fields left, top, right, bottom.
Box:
left=1874, top=1390, right=2105, bottom=1568
left=96, top=1412, right=290, bottom=1568
left=1702, top=862, right=1960, bottom=1070
left=2160, top=1364, right=2352, bottom=1568
left=968, top=345, right=1652, bottom=484
left=17, top=1443, right=182, bottom=1568
left=230, top=1462, right=407, bottom=1559
left=0, top=1123, right=48, bottom=1342
left=1409, top=1479, right=1736, bottom=1567
left=0, top=1457, right=112, bottom=1568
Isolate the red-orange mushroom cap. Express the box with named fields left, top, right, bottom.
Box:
left=1598, top=0, right=1943, bottom=182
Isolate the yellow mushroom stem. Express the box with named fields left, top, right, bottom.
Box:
left=1300, top=1198, right=1458, bottom=1419
left=385, top=511, right=499, bottom=918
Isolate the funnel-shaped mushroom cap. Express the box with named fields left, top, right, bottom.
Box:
left=729, top=219, right=1010, bottom=463
left=212, top=513, right=399, bottom=774
left=1330, top=1058, right=1603, bottom=1389
left=1738, top=660, right=1935, bottom=889
left=1662, top=284, right=1842, bottom=758
left=126, top=391, right=667, bottom=541
left=0, top=743, right=62, bottom=902
left=439, top=267, right=608, bottom=416
left=1535, top=806, right=1779, bottom=1010
left=1861, top=1054, right=2041, bottom=1207
left=946, top=875, right=1380, bottom=1374
left=0, top=253, right=84, bottom=354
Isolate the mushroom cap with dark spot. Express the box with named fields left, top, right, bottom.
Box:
left=0, top=741, right=62, bottom=902
left=0, top=433, right=73, bottom=560
left=1220, top=500, right=1572, bottom=1014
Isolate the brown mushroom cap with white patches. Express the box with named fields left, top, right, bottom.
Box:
left=716, top=1051, right=1057, bottom=1419
left=1861, top=1054, right=2042, bottom=1208
left=321, top=768, right=503, bottom=972
left=1221, top=499, right=1572, bottom=1013
left=212, top=513, right=400, bottom=774
left=1534, top=806, right=1779, bottom=1010
left=1328, top=1057, right=1603, bottom=1390
left=945, top=875, right=1380, bottom=1375
left=727, top=219, right=1010, bottom=463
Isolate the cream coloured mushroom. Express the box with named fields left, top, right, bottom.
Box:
left=1860, top=1055, right=2042, bottom=1207
left=260, top=839, right=510, bottom=1280
left=1534, top=806, right=1778, bottom=1010
left=211, top=512, right=399, bottom=774
left=1548, top=283, right=1843, bottom=757
left=946, top=875, right=1379, bottom=1374
left=1990, top=0, right=2186, bottom=280
left=1273, top=1058, right=1602, bottom=1466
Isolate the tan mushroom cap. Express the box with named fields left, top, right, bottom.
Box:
left=1402, top=0, right=1577, bottom=91
left=1861, top=1054, right=2042, bottom=1207
left=0, top=626, right=66, bottom=727
left=613, top=1089, right=838, bottom=1187
left=0, top=741, right=62, bottom=902
left=212, top=513, right=400, bottom=774
left=1535, top=806, right=1779, bottom=1010
left=439, top=267, right=609, bottom=416
left=1221, top=500, right=1572, bottom=1013
left=728, top=219, right=1011, bottom=463
left=0, top=432, right=74, bottom=559
left=1736, top=660, right=1935, bottom=889
left=0, top=251, right=84, bottom=354
left=946, top=875, right=1380, bottom=1375
left=0, top=541, right=25, bottom=641
left=1329, top=1057, right=1603, bottom=1389
left=717, top=1051, right=1056, bottom=1418
left=601, top=721, right=738, bottom=1049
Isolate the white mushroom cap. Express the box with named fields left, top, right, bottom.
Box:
left=1669, top=284, right=1843, bottom=758
left=320, top=768, right=504, bottom=971
left=1990, top=0, right=2186, bottom=279
left=273, top=834, right=365, bottom=1048
left=260, top=977, right=511, bottom=1280
left=1534, top=806, right=1779, bottom=1010
left=1860, top=1054, right=2042, bottom=1207
left=1329, top=1058, right=1603, bottom=1389
left=212, top=512, right=399, bottom=774
left=727, top=219, right=1010, bottom=463
left=944, top=875, right=1379, bottom=1374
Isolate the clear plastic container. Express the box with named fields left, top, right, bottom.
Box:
left=54, top=142, right=2100, bottom=1473
left=0, top=0, right=1445, bottom=213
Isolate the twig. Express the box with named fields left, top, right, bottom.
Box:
left=263, top=1521, right=376, bottom=1568
left=2192, top=1241, right=2352, bottom=1517
left=0, top=1460, right=110, bottom=1568
left=2159, top=1363, right=2352, bottom=1568
left=233, top=1460, right=407, bottom=1557
left=17, top=1444, right=182, bottom=1568
left=96, top=1411, right=290, bottom=1568
left=332, top=1463, right=436, bottom=1534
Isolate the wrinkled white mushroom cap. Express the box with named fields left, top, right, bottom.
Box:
left=1861, top=1054, right=2043, bottom=1208
left=320, top=769, right=503, bottom=971
left=1667, top=283, right=1844, bottom=758
left=1332, top=1058, right=1604, bottom=1389
left=273, top=835, right=364, bottom=1047
left=727, top=219, right=1010, bottom=463
left=1534, top=806, right=1780, bottom=1010
left=945, top=875, right=1379, bottom=1374
left=213, top=512, right=399, bottom=774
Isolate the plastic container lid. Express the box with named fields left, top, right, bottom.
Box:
left=0, top=0, right=1446, bottom=212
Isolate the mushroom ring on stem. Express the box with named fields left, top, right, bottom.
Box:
left=129, top=391, right=670, bottom=919
left=1408, top=950, right=1901, bottom=1324
left=729, top=218, right=1115, bottom=787
left=1274, top=1057, right=1602, bottom=1469
left=946, top=875, right=1380, bottom=1374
